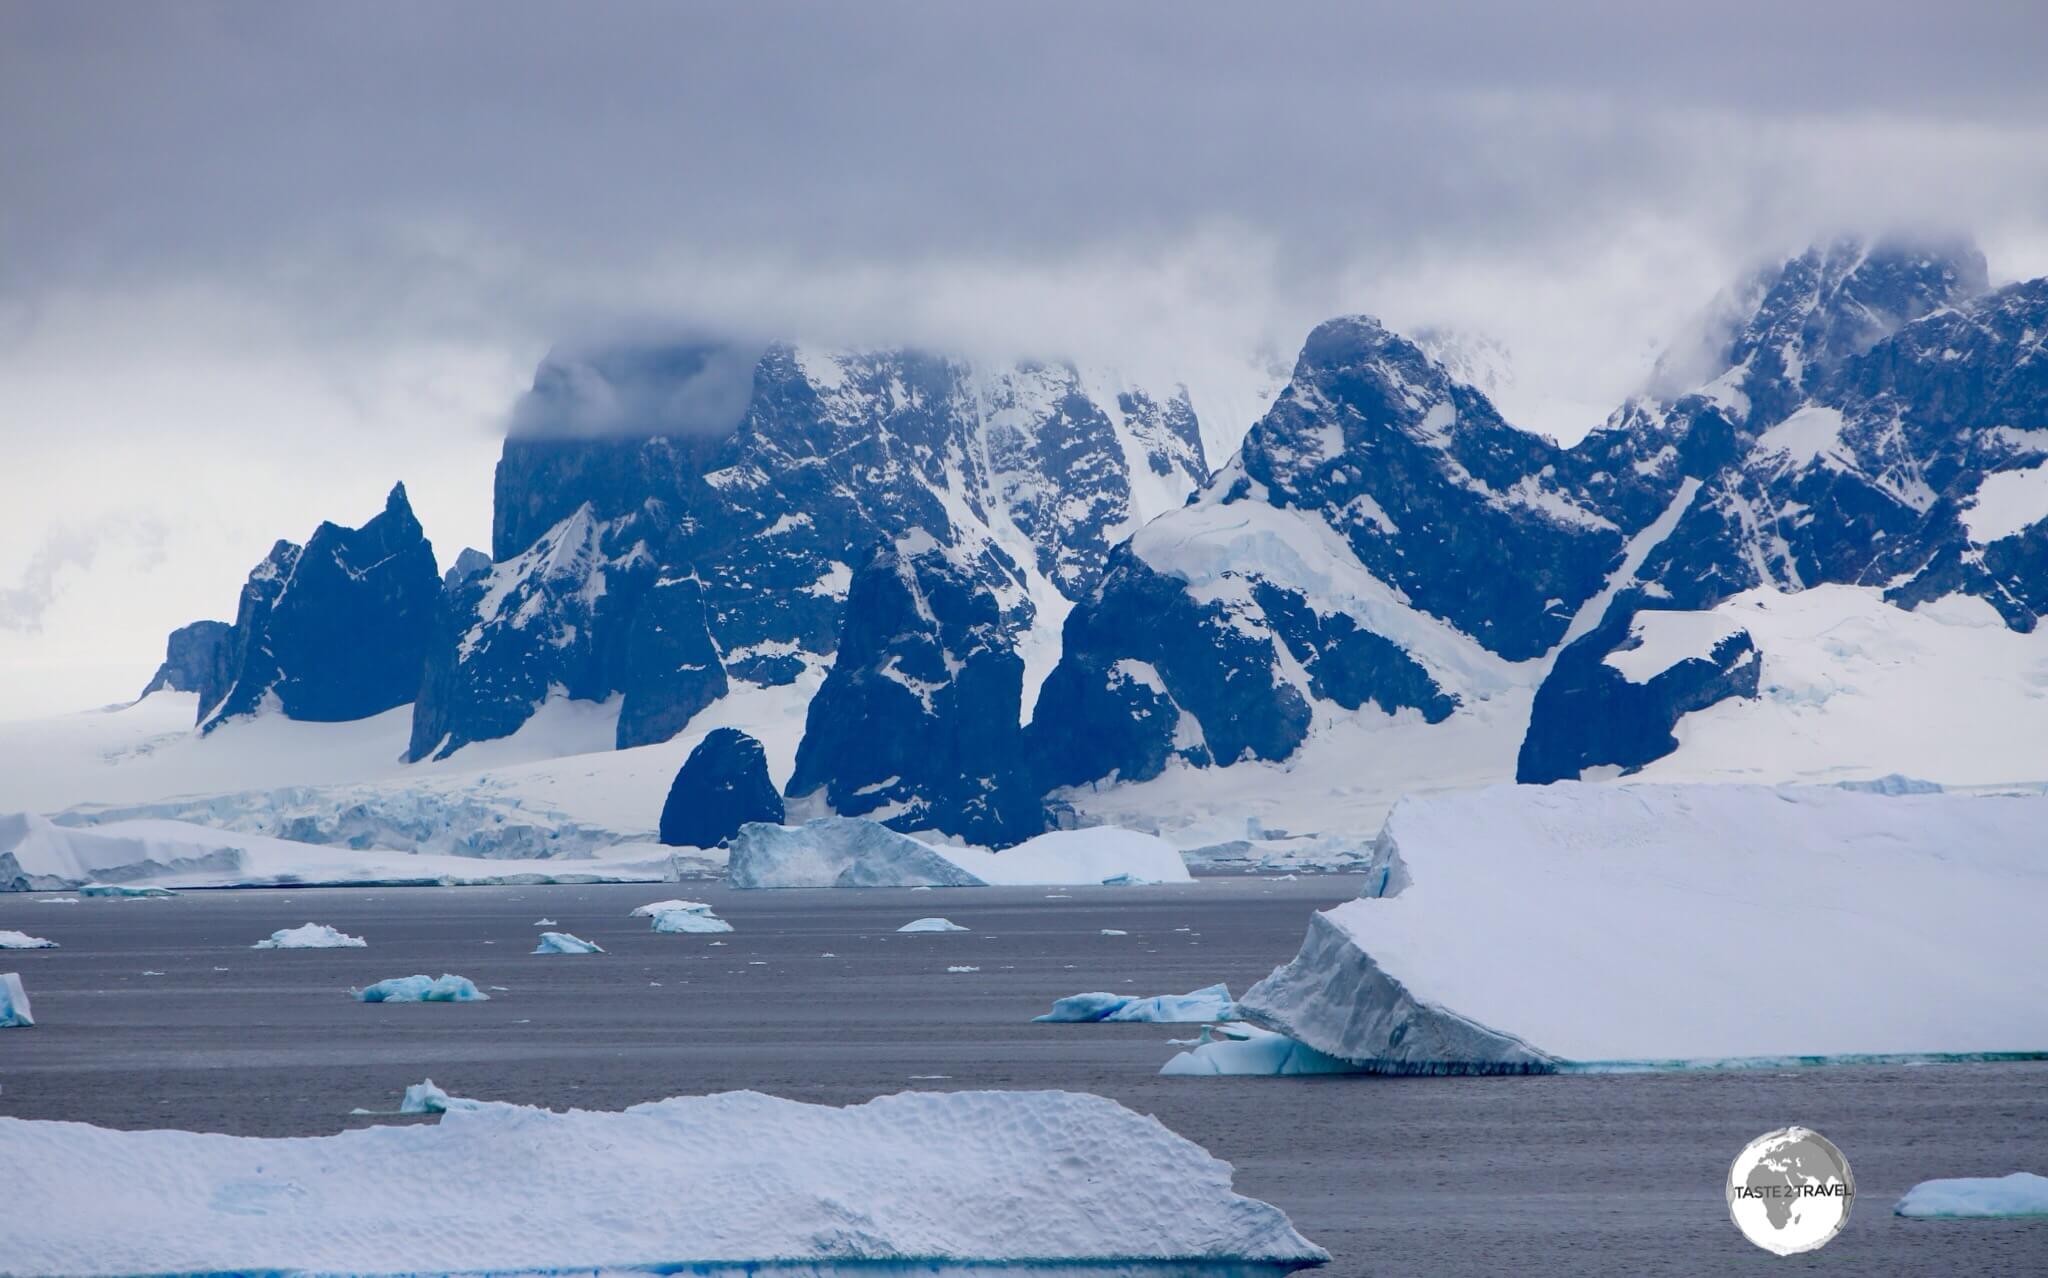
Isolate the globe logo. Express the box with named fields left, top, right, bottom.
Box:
left=1726, top=1126, right=1855, bottom=1254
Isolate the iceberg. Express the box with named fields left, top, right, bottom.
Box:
left=352, top=974, right=490, bottom=1003
left=0, top=971, right=31, bottom=1027
left=532, top=931, right=604, bottom=954
left=898, top=917, right=969, bottom=933
left=631, top=898, right=734, bottom=933
left=399, top=1078, right=487, bottom=1115
left=726, top=817, right=1192, bottom=889
left=1233, top=783, right=2048, bottom=1072
left=1035, top=984, right=1236, bottom=1024
left=252, top=923, right=366, bottom=949
left=1895, top=1172, right=2048, bottom=1218
left=1161, top=1024, right=1359, bottom=1076
left=1, top=811, right=675, bottom=894
left=0, top=1089, right=1326, bottom=1276
left=0, top=929, right=57, bottom=949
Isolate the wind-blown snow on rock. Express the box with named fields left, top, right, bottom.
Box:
left=1035, top=983, right=1234, bottom=1023
left=726, top=817, right=1191, bottom=889
left=252, top=923, right=366, bottom=950
left=0, top=972, right=32, bottom=1027
left=1895, top=1172, right=2048, bottom=1219
left=0, top=1090, right=1327, bottom=1276
left=1235, top=783, right=2048, bottom=1071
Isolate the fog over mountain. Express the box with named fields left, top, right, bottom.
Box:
left=4, top=1, right=2048, bottom=716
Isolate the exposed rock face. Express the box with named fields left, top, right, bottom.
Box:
left=658, top=728, right=783, bottom=849
left=199, top=484, right=440, bottom=729
left=785, top=533, right=1047, bottom=847
left=138, top=620, right=230, bottom=700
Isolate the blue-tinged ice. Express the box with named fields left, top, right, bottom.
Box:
left=253, top=923, right=365, bottom=949
left=1896, top=1171, right=2048, bottom=1218
left=897, top=916, right=968, bottom=933
left=352, top=973, right=490, bottom=1002
left=0, top=971, right=32, bottom=1027
left=400, top=1078, right=488, bottom=1114
left=1035, top=983, right=1235, bottom=1024
left=532, top=931, right=603, bottom=954
left=78, top=882, right=177, bottom=897
left=1160, top=1023, right=1359, bottom=1076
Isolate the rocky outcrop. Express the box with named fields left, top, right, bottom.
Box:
left=658, top=728, right=783, bottom=849
left=138, top=620, right=230, bottom=700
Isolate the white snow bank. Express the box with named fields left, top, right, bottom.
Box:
left=252, top=923, right=365, bottom=950
left=1, top=972, right=31, bottom=1027
left=0, top=1090, right=1327, bottom=1275
left=633, top=899, right=735, bottom=934
left=1895, top=1171, right=2048, bottom=1218
left=400, top=1079, right=486, bottom=1114
left=0, top=929, right=57, bottom=949
left=726, top=817, right=1191, bottom=889
left=1035, top=984, right=1234, bottom=1023
left=898, top=917, right=969, bottom=933
left=1161, top=1024, right=1359, bottom=1076
left=0, top=812, right=674, bottom=892
left=1962, top=460, right=2048, bottom=544
left=532, top=931, right=603, bottom=955
left=352, top=974, right=490, bottom=1003
left=1236, top=783, right=2048, bottom=1071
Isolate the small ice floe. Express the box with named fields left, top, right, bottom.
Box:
left=1099, top=928, right=1128, bottom=936
left=1159, top=1022, right=1357, bottom=1076
left=1896, top=1172, right=2048, bottom=1218
left=533, top=931, right=604, bottom=955
left=898, top=917, right=968, bottom=933
left=0, top=972, right=32, bottom=1027
left=35, top=897, right=79, bottom=905
left=252, top=923, right=366, bottom=950
left=401, top=1078, right=486, bottom=1115
left=0, top=930, right=57, bottom=949
left=140, top=970, right=165, bottom=977
left=1034, top=984, right=1234, bottom=1024
left=79, top=883, right=177, bottom=898
left=534, top=918, right=557, bottom=926
left=631, top=899, right=733, bottom=934
left=947, top=965, right=980, bottom=973
left=352, top=974, right=490, bottom=1003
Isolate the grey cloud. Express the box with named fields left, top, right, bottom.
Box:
left=508, top=337, right=769, bottom=440
left=0, top=520, right=167, bottom=633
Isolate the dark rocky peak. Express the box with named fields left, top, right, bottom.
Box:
left=659, top=728, right=784, bottom=849
left=138, top=619, right=230, bottom=701
left=441, top=547, right=491, bottom=593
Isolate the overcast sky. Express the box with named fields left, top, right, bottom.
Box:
left=5, top=1, right=2048, bottom=717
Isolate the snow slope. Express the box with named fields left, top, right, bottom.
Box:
left=0, top=813, right=675, bottom=892
left=1236, top=783, right=2048, bottom=1069
left=0, top=1090, right=1326, bottom=1276
left=727, top=818, right=1192, bottom=888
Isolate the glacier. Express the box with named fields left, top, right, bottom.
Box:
left=0, top=1090, right=1327, bottom=1276
left=1231, top=783, right=2048, bottom=1072
left=0, top=929, right=58, bottom=949
left=252, top=923, right=366, bottom=949
left=352, top=974, right=490, bottom=1003
left=0, top=971, right=31, bottom=1027
left=727, top=817, right=1191, bottom=889
left=1895, top=1172, right=2048, bottom=1219
left=1035, top=983, right=1235, bottom=1023
left=532, top=931, right=604, bottom=954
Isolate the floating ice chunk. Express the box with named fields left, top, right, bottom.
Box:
left=0, top=930, right=57, bottom=949
left=0, top=1090, right=1327, bottom=1274
left=947, top=965, right=980, bottom=973
left=533, top=917, right=557, bottom=926
left=632, top=899, right=735, bottom=933
left=35, top=898, right=79, bottom=905
left=1099, top=929, right=1128, bottom=936
left=0, top=972, right=31, bottom=1027
left=352, top=974, right=490, bottom=1003
left=533, top=931, right=603, bottom=955
left=1896, top=1171, right=2048, bottom=1218
left=400, top=1079, right=487, bottom=1115
left=898, top=917, right=968, bottom=933
left=252, top=923, right=366, bottom=950
left=79, top=883, right=176, bottom=898
left=1035, top=983, right=1235, bottom=1024
left=1236, top=783, right=2048, bottom=1072
left=1161, top=1023, right=1363, bottom=1076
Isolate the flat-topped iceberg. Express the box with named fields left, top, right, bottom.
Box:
left=253, top=923, right=365, bottom=949
left=898, top=916, right=969, bottom=933
left=0, top=1090, right=1327, bottom=1276
left=631, top=898, right=734, bottom=933
left=0, top=811, right=674, bottom=893
left=726, top=817, right=1191, bottom=888
left=1896, top=1171, right=2048, bottom=1218
left=0, top=929, right=57, bottom=949
left=1233, top=783, right=2048, bottom=1072
left=1, top=972, right=31, bottom=1027
left=532, top=931, right=603, bottom=954
left=352, top=974, right=490, bottom=1003
left=1036, top=983, right=1235, bottom=1024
